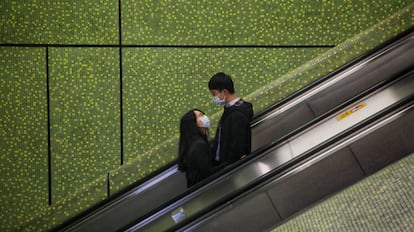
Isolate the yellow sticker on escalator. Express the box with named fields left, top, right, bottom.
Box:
left=337, top=102, right=366, bottom=121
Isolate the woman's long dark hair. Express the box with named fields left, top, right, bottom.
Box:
left=178, top=109, right=208, bottom=171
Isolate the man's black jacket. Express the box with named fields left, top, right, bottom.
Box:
left=211, top=99, right=253, bottom=167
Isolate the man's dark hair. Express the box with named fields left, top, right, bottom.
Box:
left=208, top=72, right=235, bottom=94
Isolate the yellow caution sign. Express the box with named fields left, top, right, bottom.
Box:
left=337, top=102, right=366, bottom=121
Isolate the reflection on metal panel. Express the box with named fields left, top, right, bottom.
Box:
left=192, top=192, right=282, bottom=232
left=266, top=147, right=365, bottom=219
left=233, top=143, right=292, bottom=188
left=252, top=102, right=315, bottom=150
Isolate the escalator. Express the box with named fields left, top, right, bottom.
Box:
left=56, top=30, right=414, bottom=232
left=127, top=69, right=414, bottom=232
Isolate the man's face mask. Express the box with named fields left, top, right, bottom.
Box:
left=199, top=115, right=211, bottom=128
left=213, top=92, right=225, bottom=106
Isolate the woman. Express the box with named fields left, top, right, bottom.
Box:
left=178, top=109, right=215, bottom=187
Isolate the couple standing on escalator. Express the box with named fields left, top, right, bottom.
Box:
left=177, top=72, right=254, bottom=187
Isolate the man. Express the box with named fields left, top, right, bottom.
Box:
left=208, top=72, right=253, bottom=168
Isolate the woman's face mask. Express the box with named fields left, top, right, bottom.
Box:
left=195, top=110, right=211, bottom=128
left=199, top=115, right=211, bottom=128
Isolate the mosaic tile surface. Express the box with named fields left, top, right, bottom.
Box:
left=0, top=47, right=48, bottom=232
left=0, top=0, right=118, bottom=44
left=48, top=47, right=121, bottom=201
left=22, top=174, right=108, bottom=232
left=122, top=0, right=411, bottom=45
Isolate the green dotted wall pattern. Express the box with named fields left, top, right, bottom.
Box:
left=0, top=0, right=413, bottom=231
left=123, top=0, right=412, bottom=45
left=0, top=0, right=118, bottom=44
left=22, top=175, right=108, bottom=232
left=48, top=47, right=121, bottom=202
left=0, top=47, right=48, bottom=232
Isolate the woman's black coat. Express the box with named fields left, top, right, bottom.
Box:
left=181, top=137, right=215, bottom=187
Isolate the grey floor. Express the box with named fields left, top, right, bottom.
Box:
left=271, top=152, right=414, bottom=232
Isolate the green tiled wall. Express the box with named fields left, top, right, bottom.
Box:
left=0, top=0, right=118, bottom=44
left=0, top=0, right=413, bottom=231
left=23, top=175, right=109, bottom=232
left=49, top=47, right=121, bottom=202
left=122, top=0, right=411, bottom=45
left=0, top=47, right=48, bottom=232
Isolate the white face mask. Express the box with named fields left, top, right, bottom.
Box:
left=213, top=95, right=225, bottom=106
left=199, top=115, right=211, bottom=128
